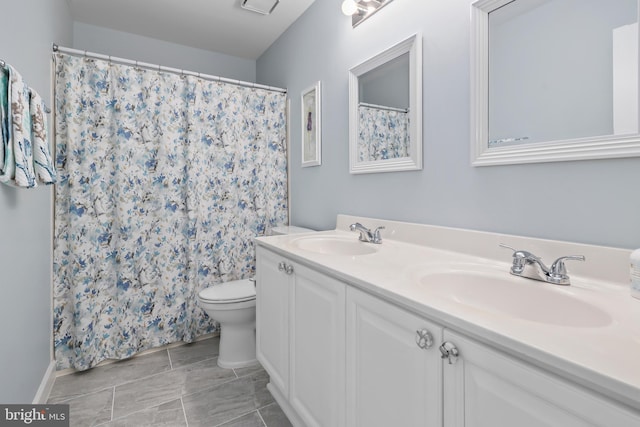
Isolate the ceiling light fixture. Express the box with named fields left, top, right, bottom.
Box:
left=341, top=0, right=394, bottom=27
left=241, top=0, right=280, bottom=15
left=341, top=0, right=360, bottom=16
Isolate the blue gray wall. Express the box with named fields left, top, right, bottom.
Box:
left=0, top=0, right=72, bottom=403
left=73, top=22, right=257, bottom=82
left=257, top=0, right=640, bottom=249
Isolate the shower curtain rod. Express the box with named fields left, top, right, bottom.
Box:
left=52, top=44, right=287, bottom=94
left=358, top=101, right=408, bottom=113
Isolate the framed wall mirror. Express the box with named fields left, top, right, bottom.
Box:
left=349, top=33, right=422, bottom=174
left=471, top=0, right=640, bottom=166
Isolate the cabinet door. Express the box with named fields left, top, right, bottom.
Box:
left=290, top=262, right=346, bottom=427
left=256, top=247, right=290, bottom=397
left=346, top=287, right=443, bottom=427
left=443, top=329, right=640, bottom=427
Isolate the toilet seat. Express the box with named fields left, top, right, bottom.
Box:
left=198, top=279, right=256, bottom=304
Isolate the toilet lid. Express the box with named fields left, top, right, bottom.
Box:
left=199, top=279, right=256, bottom=303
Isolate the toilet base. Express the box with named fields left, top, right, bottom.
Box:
left=218, top=357, right=258, bottom=369
left=217, top=322, right=257, bottom=369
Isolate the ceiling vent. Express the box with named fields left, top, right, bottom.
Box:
left=241, top=0, right=280, bottom=15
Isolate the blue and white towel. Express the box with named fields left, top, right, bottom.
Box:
left=9, top=64, right=36, bottom=187
left=0, top=63, right=55, bottom=188
left=0, top=65, right=13, bottom=184
left=30, top=91, right=56, bottom=184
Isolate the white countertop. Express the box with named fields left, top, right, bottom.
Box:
left=256, top=215, right=640, bottom=411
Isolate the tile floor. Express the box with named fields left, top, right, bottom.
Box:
left=47, top=337, right=292, bottom=427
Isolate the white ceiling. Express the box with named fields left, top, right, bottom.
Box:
left=66, top=0, right=316, bottom=60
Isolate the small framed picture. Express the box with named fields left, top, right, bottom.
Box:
left=301, top=81, right=321, bottom=167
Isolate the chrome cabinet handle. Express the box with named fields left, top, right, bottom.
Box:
left=415, top=329, right=434, bottom=350
left=439, top=341, right=459, bottom=364
left=278, top=261, right=294, bottom=275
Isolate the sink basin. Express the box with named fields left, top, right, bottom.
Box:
left=417, top=268, right=612, bottom=328
left=290, top=236, right=378, bottom=256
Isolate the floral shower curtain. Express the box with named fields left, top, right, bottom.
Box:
left=53, top=54, right=288, bottom=370
left=357, top=105, right=409, bottom=161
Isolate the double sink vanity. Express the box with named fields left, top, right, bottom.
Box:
left=255, top=215, right=640, bottom=427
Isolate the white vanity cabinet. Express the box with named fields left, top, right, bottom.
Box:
left=256, top=246, right=290, bottom=397
left=256, top=246, right=346, bottom=427
left=442, top=330, right=640, bottom=427
left=256, top=229, right=640, bottom=427
left=346, top=286, right=443, bottom=427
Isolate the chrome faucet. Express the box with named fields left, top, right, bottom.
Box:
left=499, top=244, right=585, bottom=286
left=349, top=223, right=385, bottom=244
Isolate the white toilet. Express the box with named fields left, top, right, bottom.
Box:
left=198, top=279, right=257, bottom=368
left=198, top=225, right=312, bottom=369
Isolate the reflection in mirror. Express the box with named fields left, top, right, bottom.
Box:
left=349, top=34, right=422, bottom=174
left=471, top=0, right=640, bottom=166
left=489, top=0, right=638, bottom=147
left=358, top=53, right=410, bottom=161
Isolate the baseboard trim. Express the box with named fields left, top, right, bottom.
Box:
left=266, top=382, right=304, bottom=427
left=33, top=360, right=56, bottom=404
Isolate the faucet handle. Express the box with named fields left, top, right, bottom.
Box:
left=372, top=226, right=385, bottom=244
left=499, top=244, right=535, bottom=256
left=499, top=244, right=540, bottom=274
left=548, top=255, right=585, bottom=285
left=499, top=243, right=519, bottom=257
left=349, top=222, right=368, bottom=232
left=499, top=244, right=539, bottom=259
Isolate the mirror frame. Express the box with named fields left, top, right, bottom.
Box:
left=349, top=33, right=422, bottom=174
left=471, top=0, right=640, bottom=166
